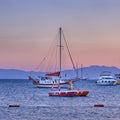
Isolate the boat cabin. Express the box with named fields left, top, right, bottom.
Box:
left=38, top=76, right=60, bottom=84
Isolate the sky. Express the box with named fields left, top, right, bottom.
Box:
left=0, top=0, right=120, bottom=71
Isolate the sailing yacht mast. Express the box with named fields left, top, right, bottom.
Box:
left=59, top=27, right=62, bottom=78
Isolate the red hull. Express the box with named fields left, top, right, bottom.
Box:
left=94, top=104, right=104, bottom=107
left=49, top=90, right=89, bottom=97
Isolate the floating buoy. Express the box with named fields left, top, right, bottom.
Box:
left=9, top=104, right=20, bottom=107
left=94, top=104, right=104, bottom=107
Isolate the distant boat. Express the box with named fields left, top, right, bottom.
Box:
left=96, top=71, right=116, bottom=86
left=29, top=27, right=79, bottom=88
left=114, top=74, right=120, bottom=85
left=48, top=79, right=89, bottom=97
left=79, top=64, right=88, bottom=80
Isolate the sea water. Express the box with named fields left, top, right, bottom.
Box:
left=0, top=79, right=120, bottom=120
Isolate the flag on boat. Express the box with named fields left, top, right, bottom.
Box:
left=46, top=71, right=60, bottom=77
left=58, top=80, right=61, bottom=91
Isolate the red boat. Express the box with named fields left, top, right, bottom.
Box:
left=49, top=89, right=89, bottom=97
left=48, top=79, right=89, bottom=97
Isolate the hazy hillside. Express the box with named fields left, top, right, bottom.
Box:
left=0, top=65, right=120, bottom=79
left=0, top=69, right=41, bottom=79
left=61, top=65, right=120, bottom=80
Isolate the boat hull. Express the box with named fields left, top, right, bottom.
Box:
left=96, top=81, right=116, bottom=86
left=48, top=90, right=89, bottom=97
left=36, top=84, right=68, bottom=88
left=29, top=76, right=69, bottom=88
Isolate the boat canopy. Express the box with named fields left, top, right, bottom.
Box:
left=46, top=71, right=60, bottom=77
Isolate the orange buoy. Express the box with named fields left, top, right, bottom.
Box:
left=94, top=104, right=104, bottom=107
left=9, top=104, right=20, bottom=107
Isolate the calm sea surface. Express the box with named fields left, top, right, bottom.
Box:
left=0, top=79, right=120, bottom=120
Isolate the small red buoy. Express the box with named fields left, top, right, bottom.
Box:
left=94, top=104, right=104, bottom=107
left=9, top=104, right=20, bottom=107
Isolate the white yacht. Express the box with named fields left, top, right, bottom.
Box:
left=96, top=71, right=116, bottom=86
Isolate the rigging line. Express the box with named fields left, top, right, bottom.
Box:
left=47, top=43, right=56, bottom=72
left=46, top=40, right=56, bottom=71
left=46, top=30, right=60, bottom=72
left=35, top=57, right=46, bottom=71
left=55, top=38, right=59, bottom=72
left=61, top=29, right=76, bottom=70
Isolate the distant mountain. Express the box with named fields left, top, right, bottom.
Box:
left=0, top=65, right=120, bottom=79
left=0, top=69, right=41, bottom=79
left=62, top=65, right=120, bottom=80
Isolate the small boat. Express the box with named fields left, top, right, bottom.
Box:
left=96, top=71, right=116, bottom=86
left=79, top=64, right=88, bottom=80
left=49, top=89, right=89, bottom=97
left=9, top=104, right=20, bottom=107
left=114, top=74, right=120, bottom=85
left=94, top=104, right=104, bottom=107
left=48, top=80, right=89, bottom=97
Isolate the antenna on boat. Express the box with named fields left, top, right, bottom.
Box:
left=81, top=64, right=83, bottom=79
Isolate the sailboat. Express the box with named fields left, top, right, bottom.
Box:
left=48, top=28, right=89, bottom=97
left=79, top=64, right=88, bottom=80
left=29, top=27, right=79, bottom=88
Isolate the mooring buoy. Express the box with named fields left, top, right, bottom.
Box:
left=94, top=104, right=104, bottom=107
left=9, top=104, right=20, bottom=107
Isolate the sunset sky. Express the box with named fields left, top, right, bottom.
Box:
left=0, top=0, right=120, bottom=71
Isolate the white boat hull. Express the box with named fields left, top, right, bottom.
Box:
left=96, top=81, right=116, bottom=86
left=36, top=84, right=68, bottom=88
